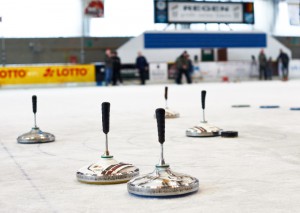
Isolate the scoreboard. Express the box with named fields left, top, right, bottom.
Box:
left=154, top=0, right=255, bottom=24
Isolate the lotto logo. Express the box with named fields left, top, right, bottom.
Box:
left=0, top=69, right=26, bottom=78
left=43, top=67, right=88, bottom=77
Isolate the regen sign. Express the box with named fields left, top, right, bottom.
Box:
left=154, top=1, right=255, bottom=24
left=169, top=2, right=242, bottom=23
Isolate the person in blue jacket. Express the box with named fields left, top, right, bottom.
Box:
left=104, top=48, right=113, bottom=86
left=277, top=49, right=290, bottom=81
left=136, top=51, right=149, bottom=85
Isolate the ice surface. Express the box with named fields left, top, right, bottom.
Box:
left=0, top=80, right=300, bottom=213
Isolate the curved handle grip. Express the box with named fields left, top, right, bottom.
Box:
left=102, top=102, right=110, bottom=134
left=155, top=108, right=165, bottom=144
left=32, top=95, right=37, bottom=114
left=201, top=90, right=206, bottom=110
left=164, top=86, right=168, bottom=101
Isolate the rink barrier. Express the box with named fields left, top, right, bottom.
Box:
left=0, top=64, right=95, bottom=85
left=150, top=61, right=256, bottom=82
left=1, top=60, right=299, bottom=86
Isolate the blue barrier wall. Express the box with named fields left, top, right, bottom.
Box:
left=144, top=32, right=266, bottom=48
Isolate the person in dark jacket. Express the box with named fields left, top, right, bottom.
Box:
left=136, top=51, right=149, bottom=85
left=111, top=51, right=123, bottom=86
left=187, top=54, right=194, bottom=78
left=258, top=49, right=267, bottom=80
left=277, top=49, right=290, bottom=81
left=266, top=57, right=273, bottom=80
left=175, top=51, right=192, bottom=84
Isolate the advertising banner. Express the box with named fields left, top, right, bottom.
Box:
left=0, top=64, right=95, bottom=85
left=288, top=1, right=300, bottom=25
left=154, top=1, right=254, bottom=24
left=149, top=63, right=168, bottom=81
left=195, top=61, right=252, bottom=80
left=167, top=61, right=253, bottom=81
left=168, top=2, right=243, bottom=23
left=85, top=0, right=104, bottom=17
left=289, top=60, right=300, bottom=78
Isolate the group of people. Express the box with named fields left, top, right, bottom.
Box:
left=104, top=49, right=123, bottom=86
left=257, top=49, right=290, bottom=81
left=257, top=49, right=273, bottom=80
left=104, top=48, right=290, bottom=86
left=104, top=49, right=149, bottom=86
left=104, top=49, right=194, bottom=86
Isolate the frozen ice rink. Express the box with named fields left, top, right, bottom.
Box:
left=1, top=80, right=300, bottom=213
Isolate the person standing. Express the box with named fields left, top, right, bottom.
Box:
left=104, top=48, right=113, bottom=86
left=250, top=55, right=258, bottom=78
left=258, top=49, right=267, bottom=80
left=135, top=51, right=149, bottom=85
left=111, top=51, right=123, bottom=86
left=277, top=49, right=290, bottom=81
left=187, top=54, right=194, bottom=79
left=175, top=51, right=192, bottom=84
left=266, top=57, right=273, bottom=80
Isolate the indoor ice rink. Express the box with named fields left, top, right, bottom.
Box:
left=0, top=0, right=300, bottom=213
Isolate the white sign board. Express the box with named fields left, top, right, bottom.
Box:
left=193, top=61, right=252, bottom=81
left=149, top=63, right=168, bottom=81
left=289, top=60, right=300, bottom=78
left=288, top=3, right=300, bottom=25
left=168, top=2, right=243, bottom=23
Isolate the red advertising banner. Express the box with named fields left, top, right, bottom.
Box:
left=85, top=0, right=104, bottom=17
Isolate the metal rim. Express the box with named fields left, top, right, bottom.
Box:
left=128, top=181, right=199, bottom=197
left=186, top=130, right=220, bottom=137
left=76, top=158, right=140, bottom=184
left=76, top=169, right=139, bottom=184
left=127, top=167, right=199, bottom=197
left=17, top=127, right=55, bottom=144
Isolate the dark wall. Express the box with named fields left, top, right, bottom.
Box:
left=275, top=37, right=300, bottom=59
left=0, top=37, right=131, bottom=65
left=3, top=36, right=297, bottom=65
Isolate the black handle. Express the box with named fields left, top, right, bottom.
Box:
left=201, top=90, right=206, bottom=110
left=155, top=108, right=165, bottom=144
left=32, top=95, right=37, bottom=114
left=164, top=86, right=168, bottom=101
left=102, top=102, right=110, bottom=134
